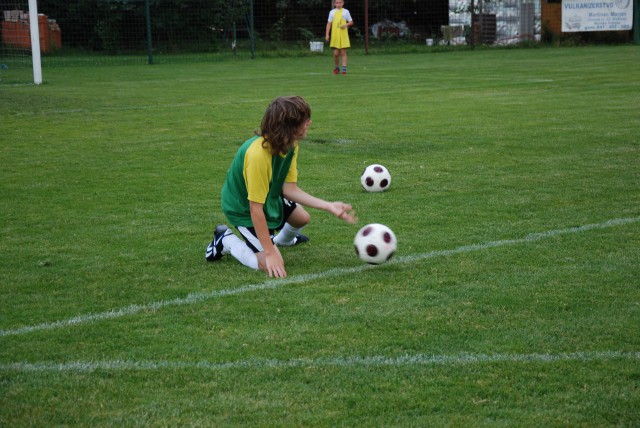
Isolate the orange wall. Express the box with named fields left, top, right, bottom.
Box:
left=1, top=14, right=59, bottom=53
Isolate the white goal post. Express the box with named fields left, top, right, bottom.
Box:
left=28, top=0, right=42, bottom=84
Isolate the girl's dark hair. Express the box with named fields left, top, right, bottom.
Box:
left=259, top=96, right=311, bottom=156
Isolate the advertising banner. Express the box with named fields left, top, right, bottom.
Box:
left=562, top=0, right=633, bottom=32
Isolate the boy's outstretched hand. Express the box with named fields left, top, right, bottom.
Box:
left=329, top=202, right=357, bottom=224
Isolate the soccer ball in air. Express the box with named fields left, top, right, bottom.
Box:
left=354, top=223, right=397, bottom=265
left=360, top=164, right=391, bottom=192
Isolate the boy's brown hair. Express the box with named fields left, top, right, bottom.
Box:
left=259, top=96, right=311, bottom=156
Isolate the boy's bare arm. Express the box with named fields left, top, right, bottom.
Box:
left=282, top=182, right=357, bottom=224
left=249, top=201, right=286, bottom=277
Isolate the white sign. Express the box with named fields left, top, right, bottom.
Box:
left=562, top=0, right=633, bottom=32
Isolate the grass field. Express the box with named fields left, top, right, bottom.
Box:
left=1, top=45, right=639, bottom=426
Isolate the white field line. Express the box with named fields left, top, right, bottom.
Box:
left=1, top=351, right=639, bottom=373
left=1, top=216, right=638, bottom=338
left=10, top=103, right=197, bottom=117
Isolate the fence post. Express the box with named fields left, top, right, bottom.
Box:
left=470, top=0, right=476, bottom=47
left=634, top=0, right=640, bottom=44
left=249, top=0, right=255, bottom=59
left=145, top=0, right=153, bottom=64
left=365, top=0, right=369, bottom=54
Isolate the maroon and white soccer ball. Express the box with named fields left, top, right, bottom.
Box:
left=360, top=164, right=391, bottom=192
left=354, top=223, right=397, bottom=265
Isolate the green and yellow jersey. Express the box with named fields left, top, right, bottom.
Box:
left=221, top=136, right=298, bottom=228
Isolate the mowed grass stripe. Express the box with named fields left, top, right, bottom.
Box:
left=1, top=215, right=637, bottom=338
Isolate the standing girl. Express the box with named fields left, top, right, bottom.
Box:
left=325, top=0, right=353, bottom=75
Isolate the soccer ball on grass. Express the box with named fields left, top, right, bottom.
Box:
left=354, top=223, right=397, bottom=265
left=360, top=164, right=391, bottom=192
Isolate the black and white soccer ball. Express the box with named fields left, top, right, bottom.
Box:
left=360, top=164, right=391, bottom=192
left=354, top=223, right=397, bottom=265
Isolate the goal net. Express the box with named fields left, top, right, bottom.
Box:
left=1, top=0, right=32, bottom=83
left=0, top=0, right=46, bottom=84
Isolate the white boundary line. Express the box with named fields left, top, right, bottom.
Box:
left=10, top=103, right=197, bottom=117
left=1, top=216, right=638, bottom=338
left=1, top=351, right=639, bottom=373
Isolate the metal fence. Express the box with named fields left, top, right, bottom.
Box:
left=1, top=0, right=545, bottom=62
left=1, top=0, right=635, bottom=72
